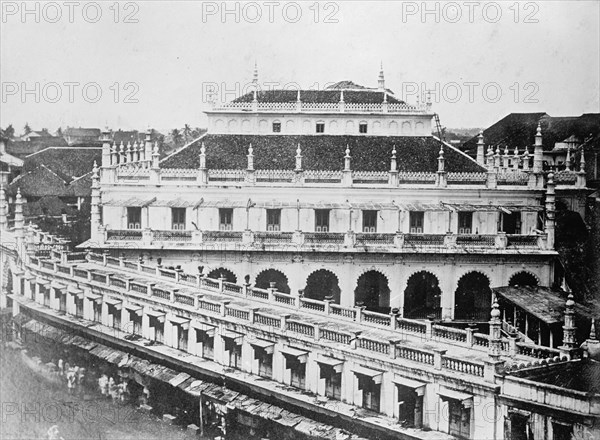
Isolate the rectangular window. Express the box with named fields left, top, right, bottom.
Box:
left=257, top=350, right=273, bottom=378
left=397, top=385, right=423, bottom=428
left=448, top=400, right=470, bottom=439
left=358, top=376, right=380, bottom=412
left=458, top=212, right=473, bottom=234
left=127, top=207, right=141, bottom=229
left=229, top=343, right=242, bottom=369
left=93, top=302, right=102, bottom=323
left=171, top=208, right=186, bottom=230
left=552, top=422, right=573, bottom=440
left=219, top=208, right=233, bottom=231
left=409, top=211, right=424, bottom=233
left=501, top=211, right=521, bottom=234
left=75, top=298, right=84, bottom=318
left=290, top=360, right=306, bottom=389
left=363, top=210, right=377, bottom=233
left=323, top=367, right=342, bottom=400
left=315, top=209, right=330, bottom=232
left=266, top=209, right=281, bottom=231
left=272, top=122, right=281, bottom=133
left=316, top=123, right=325, bottom=133
left=177, top=327, right=188, bottom=351
left=359, top=123, right=368, bottom=134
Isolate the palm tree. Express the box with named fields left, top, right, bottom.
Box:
left=182, top=124, right=192, bottom=143
left=170, top=128, right=183, bottom=146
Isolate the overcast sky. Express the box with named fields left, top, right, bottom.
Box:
left=1, top=0, right=599, bottom=133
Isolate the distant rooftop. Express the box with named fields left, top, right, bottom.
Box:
left=512, top=359, right=600, bottom=393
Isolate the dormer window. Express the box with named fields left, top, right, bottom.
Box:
left=359, top=123, right=368, bottom=134
left=272, top=122, right=281, bottom=133
left=316, top=123, right=325, bottom=133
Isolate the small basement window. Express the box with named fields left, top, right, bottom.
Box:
left=272, top=122, right=281, bottom=133
left=359, top=123, right=368, bottom=134
left=316, top=123, right=325, bottom=133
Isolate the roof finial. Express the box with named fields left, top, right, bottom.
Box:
left=378, top=62, right=385, bottom=91
left=591, top=319, right=597, bottom=340
left=253, top=60, right=258, bottom=85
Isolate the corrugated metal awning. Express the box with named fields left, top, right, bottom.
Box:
left=103, top=197, right=157, bottom=207
left=438, top=387, right=473, bottom=407
left=351, top=365, right=384, bottom=384
left=392, top=374, right=427, bottom=390
left=441, top=202, right=544, bottom=212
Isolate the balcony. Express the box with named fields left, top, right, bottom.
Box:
left=97, top=228, right=551, bottom=253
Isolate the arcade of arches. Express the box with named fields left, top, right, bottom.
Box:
left=509, top=271, right=539, bottom=287
left=454, top=272, right=492, bottom=321
left=303, top=269, right=341, bottom=304
left=255, top=269, right=290, bottom=294
left=207, top=268, right=237, bottom=284
left=354, top=271, right=390, bottom=314
left=404, top=272, right=442, bottom=319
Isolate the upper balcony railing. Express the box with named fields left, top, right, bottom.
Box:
left=209, top=100, right=430, bottom=115
left=100, top=228, right=551, bottom=252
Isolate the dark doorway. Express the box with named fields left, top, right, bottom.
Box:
left=255, top=269, right=290, bottom=294
left=508, top=272, right=538, bottom=287
left=404, top=271, right=442, bottom=319
left=304, top=270, right=341, bottom=303
left=207, top=268, right=237, bottom=283
left=454, top=272, right=491, bottom=321
left=354, top=271, right=390, bottom=313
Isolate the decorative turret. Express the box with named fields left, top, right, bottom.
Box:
left=566, top=146, right=572, bottom=171
left=90, top=161, right=101, bottom=240
left=494, top=146, right=501, bottom=169
left=344, top=145, right=351, bottom=171
left=151, top=142, right=160, bottom=169
left=512, top=147, right=520, bottom=169
left=119, top=141, right=125, bottom=163
left=247, top=144, right=254, bottom=171
left=252, top=61, right=258, bottom=86
left=199, top=142, right=206, bottom=169
left=488, top=297, right=502, bottom=360
left=533, top=123, right=543, bottom=173
left=295, top=143, right=302, bottom=172
left=486, top=145, right=494, bottom=168
left=545, top=172, right=556, bottom=249
left=390, top=146, right=397, bottom=172
left=503, top=146, right=510, bottom=169
left=476, top=131, right=485, bottom=165
left=126, top=141, right=133, bottom=163
left=560, top=293, right=577, bottom=352
left=577, top=148, right=587, bottom=188
left=0, top=184, right=6, bottom=231
left=101, top=128, right=111, bottom=167
left=378, top=62, right=385, bottom=91
left=522, top=148, right=530, bottom=171
left=14, top=187, right=24, bottom=243
left=144, top=129, right=153, bottom=165
left=581, top=319, right=600, bottom=360
left=437, top=145, right=447, bottom=187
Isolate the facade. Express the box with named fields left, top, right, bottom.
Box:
left=1, top=69, right=598, bottom=440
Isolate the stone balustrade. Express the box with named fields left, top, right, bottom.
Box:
left=101, top=228, right=550, bottom=252
left=210, top=100, right=428, bottom=114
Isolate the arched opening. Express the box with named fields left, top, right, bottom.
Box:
left=454, top=272, right=491, bottom=321
left=404, top=271, right=442, bottom=319
left=354, top=271, right=390, bottom=313
left=207, top=268, right=237, bottom=284
left=255, top=269, right=290, bottom=294
left=509, top=272, right=539, bottom=287
left=304, top=270, right=341, bottom=304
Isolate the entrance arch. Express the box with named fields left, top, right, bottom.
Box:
left=354, top=271, right=390, bottom=313
left=454, top=272, right=491, bottom=321
left=207, top=268, right=237, bottom=284
left=255, top=269, right=290, bottom=294
left=404, top=271, right=442, bottom=319
left=508, top=271, right=539, bottom=287
left=304, top=269, right=341, bottom=304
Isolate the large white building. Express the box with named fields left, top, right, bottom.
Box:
left=1, top=68, right=598, bottom=440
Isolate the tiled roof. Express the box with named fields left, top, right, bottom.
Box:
left=161, top=134, right=484, bottom=173
left=512, top=359, right=600, bottom=393
left=23, top=196, right=78, bottom=217
left=232, top=89, right=404, bottom=105
left=8, top=165, right=71, bottom=197
left=64, top=127, right=101, bottom=137
left=24, top=147, right=101, bottom=182
left=463, top=113, right=600, bottom=153
left=6, top=138, right=69, bottom=159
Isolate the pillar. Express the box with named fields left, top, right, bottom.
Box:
left=101, top=129, right=111, bottom=167
left=0, top=184, right=7, bottom=231
left=437, top=145, right=446, bottom=187
left=545, top=173, right=556, bottom=250
left=476, top=131, right=485, bottom=165
left=342, top=146, right=352, bottom=186
left=560, top=293, right=576, bottom=351
left=488, top=297, right=502, bottom=360
left=90, top=162, right=101, bottom=242
left=533, top=123, right=543, bottom=174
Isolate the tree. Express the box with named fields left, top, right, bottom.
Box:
left=2, top=124, right=15, bottom=140
left=23, top=123, right=32, bottom=135
left=170, top=128, right=183, bottom=145
left=183, top=124, right=192, bottom=143
left=56, top=127, right=63, bottom=137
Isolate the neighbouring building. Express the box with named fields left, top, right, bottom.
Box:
left=63, top=127, right=102, bottom=145
left=1, top=67, right=598, bottom=440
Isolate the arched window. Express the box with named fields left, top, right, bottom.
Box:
left=304, top=270, right=340, bottom=303
left=207, top=268, right=237, bottom=284
left=354, top=271, right=390, bottom=313
left=404, top=271, right=441, bottom=319
left=255, top=269, right=290, bottom=294
left=454, top=272, right=491, bottom=321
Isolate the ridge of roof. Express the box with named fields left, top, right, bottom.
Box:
left=159, top=132, right=209, bottom=165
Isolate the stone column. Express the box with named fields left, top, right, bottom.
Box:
left=560, top=293, right=576, bottom=353
left=488, top=297, right=502, bottom=360
left=476, top=131, right=485, bottom=165
left=545, top=173, right=556, bottom=250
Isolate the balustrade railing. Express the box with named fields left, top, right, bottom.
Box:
left=254, top=231, right=294, bottom=245
left=106, top=230, right=143, bottom=241
left=442, top=356, right=485, bottom=377
left=404, top=234, right=445, bottom=246
left=154, top=230, right=192, bottom=242
left=203, top=230, right=243, bottom=243
left=286, top=320, right=315, bottom=337
left=355, top=233, right=395, bottom=246
left=396, top=346, right=434, bottom=365
left=507, top=235, right=539, bottom=247
left=456, top=235, right=495, bottom=246
left=304, top=232, right=345, bottom=245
